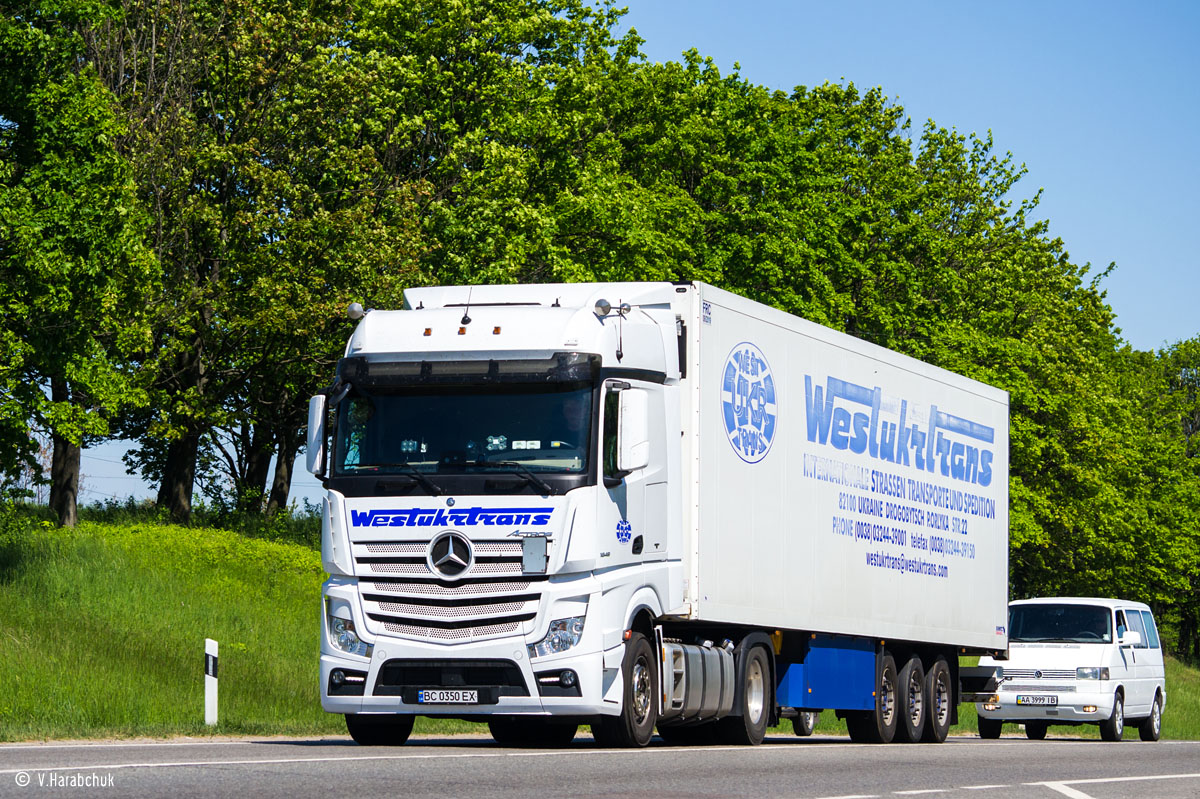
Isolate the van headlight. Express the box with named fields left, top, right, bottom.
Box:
left=529, top=615, right=586, bottom=659
left=1076, top=667, right=1110, bottom=680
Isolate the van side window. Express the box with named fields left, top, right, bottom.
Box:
left=1125, top=610, right=1149, bottom=649
left=1140, top=610, right=1161, bottom=649
left=1115, top=610, right=1127, bottom=638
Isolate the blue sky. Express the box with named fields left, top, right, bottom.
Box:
left=77, top=0, right=1199, bottom=507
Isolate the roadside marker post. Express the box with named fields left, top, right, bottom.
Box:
left=205, top=638, right=218, bottom=726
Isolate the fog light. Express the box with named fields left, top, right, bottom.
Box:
left=560, top=669, right=577, bottom=688
left=331, top=669, right=346, bottom=687
left=1083, top=705, right=1097, bottom=713
left=983, top=703, right=1000, bottom=711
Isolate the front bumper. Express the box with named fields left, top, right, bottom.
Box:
left=320, top=579, right=623, bottom=718
left=977, top=684, right=1117, bottom=723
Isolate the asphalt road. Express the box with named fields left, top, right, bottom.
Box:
left=2, top=733, right=1198, bottom=799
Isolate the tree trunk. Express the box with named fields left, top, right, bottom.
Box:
left=156, top=431, right=199, bottom=522
left=266, top=428, right=300, bottom=515
left=49, top=379, right=81, bottom=528
left=239, top=424, right=275, bottom=513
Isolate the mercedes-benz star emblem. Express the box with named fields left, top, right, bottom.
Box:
left=428, top=531, right=473, bottom=579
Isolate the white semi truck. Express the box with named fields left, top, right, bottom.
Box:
left=308, top=281, right=1009, bottom=747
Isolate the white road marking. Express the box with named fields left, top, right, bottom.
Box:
left=961, top=787, right=1011, bottom=791
left=1028, top=772, right=1200, bottom=799
left=895, top=790, right=947, bottom=795
left=813, top=795, right=880, bottom=799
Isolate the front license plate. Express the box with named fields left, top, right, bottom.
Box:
left=417, top=689, right=478, bottom=704
left=1016, top=695, right=1058, bottom=706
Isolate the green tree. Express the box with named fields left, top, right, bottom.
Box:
left=0, top=0, right=156, bottom=525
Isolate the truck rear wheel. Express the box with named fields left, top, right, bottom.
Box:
left=593, top=632, right=657, bottom=747
left=345, top=713, right=414, bottom=746
left=846, top=653, right=898, bottom=743
left=921, top=657, right=952, bottom=743
left=895, top=656, right=926, bottom=743
left=716, top=645, right=772, bottom=746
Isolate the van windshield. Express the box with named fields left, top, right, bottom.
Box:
left=1008, top=604, right=1112, bottom=644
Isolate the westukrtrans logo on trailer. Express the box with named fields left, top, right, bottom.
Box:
left=721, top=342, right=778, bottom=463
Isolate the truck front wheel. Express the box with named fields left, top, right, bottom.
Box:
left=594, top=632, right=658, bottom=747
left=345, top=713, right=414, bottom=746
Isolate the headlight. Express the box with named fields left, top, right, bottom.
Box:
left=529, top=615, right=586, bottom=659
left=327, top=612, right=372, bottom=658
left=1076, top=666, right=1110, bottom=680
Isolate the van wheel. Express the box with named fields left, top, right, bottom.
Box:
left=895, top=656, right=926, bottom=743
left=978, top=717, right=1003, bottom=739
left=1025, top=721, right=1047, bottom=740
left=846, top=653, right=898, bottom=743
left=1138, top=694, right=1162, bottom=742
left=716, top=645, right=772, bottom=745
left=921, top=657, right=952, bottom=743
left=1100, top=693, right=1124, bottom=741
left=345, top=713, right=414, bottom=746
left=593, top=632, right=657, bottom=747
left=793, top=710, right=820, bottom=737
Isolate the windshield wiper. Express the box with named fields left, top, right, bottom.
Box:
left=471, top=460, right=558, bottom=496
left=357, top=462, right=444, bottom=495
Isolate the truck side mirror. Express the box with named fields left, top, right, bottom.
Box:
left=1119, top=630, right=1142, bottom=647
left=307, top=395, right=327, bottom=476
left=617, top=388, right=649, bottom=472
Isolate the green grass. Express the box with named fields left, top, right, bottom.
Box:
left=2, top=510, right=1198, bottom=741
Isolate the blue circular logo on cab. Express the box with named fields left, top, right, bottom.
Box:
left=721, top=342, right=778, bottom=463
left=616, top=520, right=632, bottom=544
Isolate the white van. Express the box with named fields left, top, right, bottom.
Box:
left=976, top=598, right=1166, bottom=741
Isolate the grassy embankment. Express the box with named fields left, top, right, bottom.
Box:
left=1, top=514, right=1197, bottom=741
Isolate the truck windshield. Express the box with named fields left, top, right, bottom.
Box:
left=333, top=382, right=593, bottom=478
left=1008, top=604, right=1112, bottom=644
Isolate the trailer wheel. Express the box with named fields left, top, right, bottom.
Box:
left=716, top=645, right=772, bottom=746
left=846, top=653, right=898, bottom=743
left=345, top=713, right=414, bottom=746
left=488, top=717, right=578, bottom=747
left=593, top=632, right=657, bottom=747
left=793, top=710, right=820, bottom=737
left=895, top=656, right=926, bottom=743
left=920, top=657, right=952, bottom=743
left=977, top=716, right=1002, bottom=739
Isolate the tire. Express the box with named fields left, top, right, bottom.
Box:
left=977, top=716, right=1003, bottom=739
left=1138, top=694, right=1162, bottom=742
left=488, top=717, right=578, bottom=747
left=593, top=632, right=658, bottom=747
left=921, top=657, right=952, bottom=743
left=345, top=713, right=415, bottom=746
left=1025, top=721, right=1047, bottom=740
left=895, top=656, right=926, bottom=743
left=846, top=653, right=898, bottom=744
left=1100, top=692, right=1124, bottom=741
left=716, top=645, right=772, bottom=745
left=793, top=710, right=820, bottom=737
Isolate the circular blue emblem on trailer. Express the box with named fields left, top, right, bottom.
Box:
left=721, top=342, right=778, bottom=463
left=616, top=519, right=632, bottom=544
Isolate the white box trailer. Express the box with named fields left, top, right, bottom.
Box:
left=309, top=281, right=1009, bottom=748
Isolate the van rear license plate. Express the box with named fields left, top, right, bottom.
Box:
left=417, top=689, right=478, bottom=704
left=1016, top=695, right=1057, bottom=706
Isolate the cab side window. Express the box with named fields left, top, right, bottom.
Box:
left=1125, top=609, right=1149, bottom=649
left=603, top=388, right=620, bottom=482
left=1140, top=610, right=1162, bottom=649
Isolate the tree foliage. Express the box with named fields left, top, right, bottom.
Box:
left=2, top=0, right=1197, bottom=655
